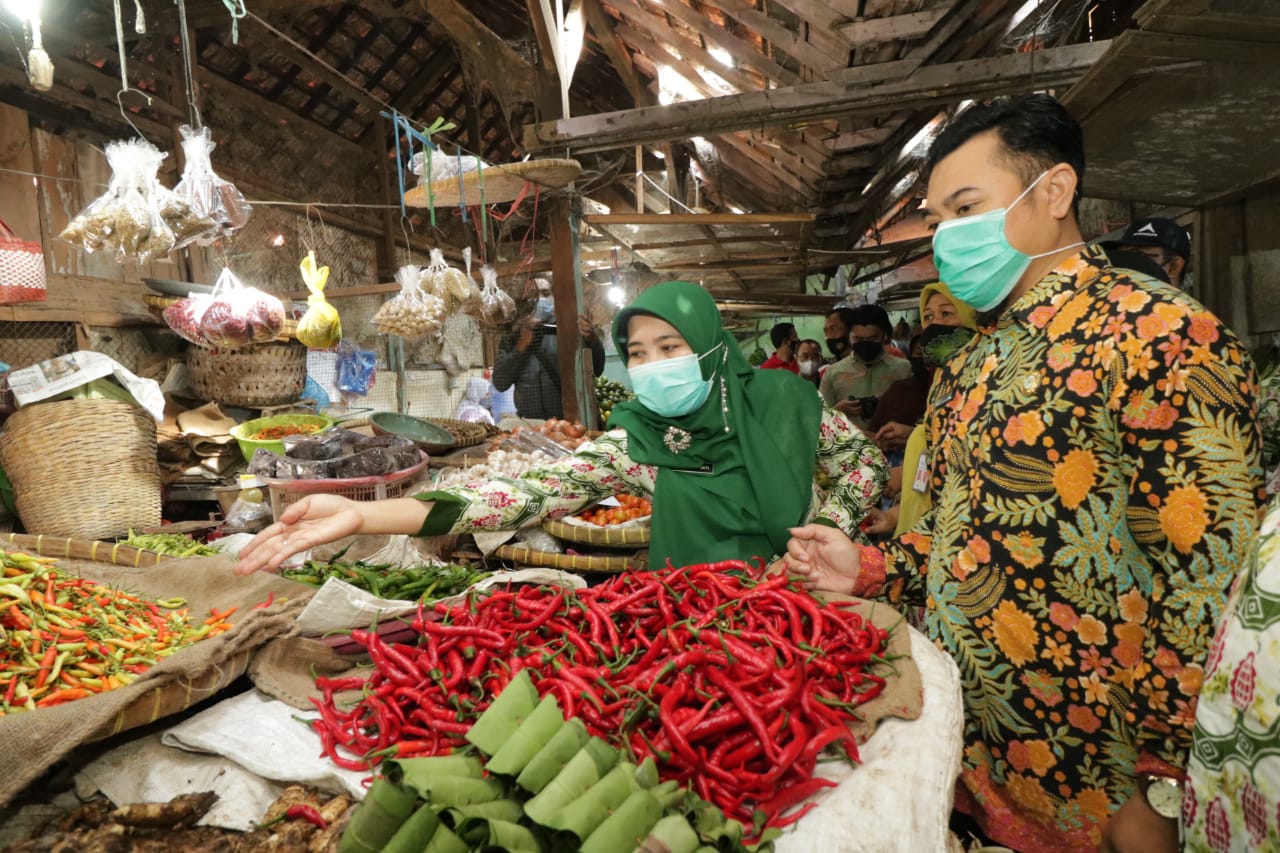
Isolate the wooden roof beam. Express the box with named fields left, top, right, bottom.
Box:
left=835, top=7, right=950, bottom=48
left=525, top=40, right=1110, bottom=152
left=693, top=0, right=848, bottom=73
left=610, top=8, right=765, bottom=95
left=635, top=0, right=803, bottom=85
left=587, top=212, right=813, bottom=225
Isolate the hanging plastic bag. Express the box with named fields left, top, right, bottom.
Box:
left=295, top=251, right=342, bottom=349
left=458, top=246, right=483, bottom=314
left=424, top=246, right=478, bottom=312
left=336, top=341, right=376, bottom=396
left=162, top=293, right=214, bottom=345
left=173, top=124, right=252, bottom=244
left=199, top=268, right=285, bottom=349
left=59, top=138, right=214, bottom=263
left=373, top=264, right=446, bottom=341
left=479, top=264, right=515, bottom=325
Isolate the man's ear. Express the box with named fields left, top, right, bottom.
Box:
left=1043, top=163, right=1078, bottom=220
left=1165, top=255, right=1187, bottom=285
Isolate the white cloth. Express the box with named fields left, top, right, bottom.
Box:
left=453, top=377, right=496, bottom=425
left=775, top=626, right=964, bottom=853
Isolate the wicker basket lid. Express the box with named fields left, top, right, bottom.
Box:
left=403, top=159, right=582, bottom=208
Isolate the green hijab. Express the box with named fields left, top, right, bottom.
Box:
left=608, top=281, right=822, bottom=568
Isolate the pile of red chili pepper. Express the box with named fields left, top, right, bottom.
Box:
left=0, top=548, right=236, bottom=713
left=312, top=559, right=896, bottom=833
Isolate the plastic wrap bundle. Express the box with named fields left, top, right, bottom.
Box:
left=336, top=342, right=377, bottom=395
left=424, top=247, right=481, bottom=314
left=295, top=251, right=342, bottom=349
left=479, top=264, right=515, bottom=325
left=198, top=268, right=286, bottom=348
left=373, top=264, right=446, bottom=341
left=173, top=125, right=252, bottom=243
left=59, top=139, right=215, bottom=262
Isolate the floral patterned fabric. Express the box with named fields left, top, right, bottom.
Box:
left=854, top=246, right=1263, bottom=852
left=417, top=406, right=887, bottom=561
left=1184, top=497, right=1280, bottom=852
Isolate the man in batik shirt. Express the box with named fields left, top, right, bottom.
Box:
left=784, top=94, right=1263, bottom=853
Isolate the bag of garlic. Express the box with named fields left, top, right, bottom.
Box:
left=373, top=264, right=446, bottom=341
left=173, top=124, right=252, bottom=244
left=423, top=247, right=480, bottom=312
left=479, top=264, right=515, bottom=325
left=59, top=138, right=215, bottom=263
left=295, top=251, right=342, bottom=349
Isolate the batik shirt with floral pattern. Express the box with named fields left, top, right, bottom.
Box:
left=1185, top=496, right=1280, bottom=852
left=853, top=247, right=1263, bottom=853
left=416, top=406, right=887, bottom=547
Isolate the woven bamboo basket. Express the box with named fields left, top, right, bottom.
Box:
left=0, top=400, right=162, bottom=540
left=187, top=341, right=308, bottom=407
left=403, top=159, right=582, bottom=208
left=2, top=532, right=168, bottom=567
left=544, top=518, right=651, bottom=548
left=425, top=417, right=500, bottom=449
left=0, top=535, right=251, bottom=741
left=494, top=544, right=646, bottom=573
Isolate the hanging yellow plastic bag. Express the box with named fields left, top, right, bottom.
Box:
left=296, top=251, right=342, bottom=349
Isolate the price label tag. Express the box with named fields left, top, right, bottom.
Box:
left=912, top=454, right=930, bottom=494
left=238, top=473, right=265, bottom=489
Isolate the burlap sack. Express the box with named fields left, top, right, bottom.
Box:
left=0, top=554, right=313, bottom=807
left=250, top=592, right=923, bottom=742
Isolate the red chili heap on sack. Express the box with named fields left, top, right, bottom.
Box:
left=311, top=560, right=897, bottom=833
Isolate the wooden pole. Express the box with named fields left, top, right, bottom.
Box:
left=549, top=196, right=585, bottom=422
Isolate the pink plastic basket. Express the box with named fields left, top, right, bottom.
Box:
left=263, top=452, right=429, bottom=519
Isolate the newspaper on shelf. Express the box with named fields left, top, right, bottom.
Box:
left=5, top=350, right=166, bottom=420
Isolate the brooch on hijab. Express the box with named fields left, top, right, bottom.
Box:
left=663, top=426, right=692, bottom=454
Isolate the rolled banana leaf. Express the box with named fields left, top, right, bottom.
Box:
left=381, top=803, right=441, bottom=853
left=579, top=789, right=664, bottom=853
left=486, top=695, right=565, bottom=776
left=635, top=755, right=660, bottom=789
left=338, top=777, right=421, bottom=853
left=583, top=737, right=620, bottom=776
left=651, top=780, right=686, bottom=809
left=524, top=747, right=609, bottom=825
left=445, top=799, right=525, bottom=824
left=404, top=773, right=505, bottom=807
left=636, top=814, right=701, bottom=853
left=423, top=824, right=469, bottom=853
left=466, top=668, right=540, bottom=755
left=540, top=761, right=638, bottom=839
left=516, top=718, right=590, bottom=794
left=393, top=755, right=486, bottom=785
left=456, top=816, right=542, bottom=852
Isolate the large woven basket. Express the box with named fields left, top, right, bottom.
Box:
left=187, top=341, right=307, bottom=407
left=544, top=517, right=651, bottom=548
left=0, top=400, right=161, bottom=539
left=494, top=544, right=646, bottom=574
left=403, top=158, right=582, bottom=208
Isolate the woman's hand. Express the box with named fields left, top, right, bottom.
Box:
left=233, top=494, right=365, bottom=575
left=783, top=524, right=863, bottom=596
left=834, top=399, right=863, bottom=419
left=885, top=466, right=903, bottom=499
left=874, top=421, right=913, bottom=452
left=1099, top=789, right=1179, bottom=853
left=863, top=506, right=898, bottom=536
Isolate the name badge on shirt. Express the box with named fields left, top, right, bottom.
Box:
left=912, top=454, right=930, bottom=493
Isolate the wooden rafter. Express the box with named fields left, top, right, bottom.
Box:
left=610, top=3, right=765, bottom=94
left=835, top=7, right=950, bottom=48
left=635, top=0, right=802, bottom=85
left=692, top=0, right=848, bottom=73
left=525, top=40, right=1110, bottom=152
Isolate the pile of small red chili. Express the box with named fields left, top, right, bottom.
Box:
left=311, top=559, right=895, bottom=832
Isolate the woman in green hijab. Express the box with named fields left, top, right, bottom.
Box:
left=235, top=281, right=888, bottom=574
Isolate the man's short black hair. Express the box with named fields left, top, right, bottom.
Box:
left=926, top=94, right=1085, bottom=210
left=848, top=304, right=892, bottom=337
left=769, top=322, right=797, bottom=349
left=798, top=338, right=821, bottom=353
left=826, top=306, right=857, bottom=331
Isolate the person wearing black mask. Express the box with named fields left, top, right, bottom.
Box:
left=822, top=306, right=857, bottom=363
left=818, top=303, right=910, bottom=430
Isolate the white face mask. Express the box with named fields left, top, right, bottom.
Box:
left=798, top=360, right=817, bottom=377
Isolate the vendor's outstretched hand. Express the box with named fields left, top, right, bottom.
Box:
left=784, top=524, right=862, bottom=596
left=233, top=494, right=364, bottom=575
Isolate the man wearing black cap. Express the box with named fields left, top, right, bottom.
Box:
left=1103, top=216, right=1191, bottom=290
